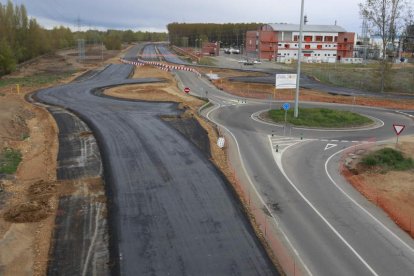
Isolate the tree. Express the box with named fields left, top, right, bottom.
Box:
left=104, top=31, right=122, bottom=50
left=0, top=39, right=16, bottom=75
left=359, top=0, right=412, bottom=92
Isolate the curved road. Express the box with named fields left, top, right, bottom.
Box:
left=172, top=61, right=414, bottom=275
left=35, top=49, right=276, bottom=275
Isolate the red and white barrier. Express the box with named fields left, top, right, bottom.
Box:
left=119, top=58, right=201, bottom=77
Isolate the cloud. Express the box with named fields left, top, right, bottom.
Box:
left=1, top=0, right=366, bottom=32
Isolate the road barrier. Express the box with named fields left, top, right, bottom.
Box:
left=120, top=58, right=201, bottom=77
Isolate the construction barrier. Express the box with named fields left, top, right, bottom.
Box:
left=119, top=58, right=201, bottom=77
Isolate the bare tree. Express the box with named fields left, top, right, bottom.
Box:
left=359, top=0, right=410, bottom=92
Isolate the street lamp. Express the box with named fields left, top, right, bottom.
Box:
left=294, top=0, right=305, bottom=118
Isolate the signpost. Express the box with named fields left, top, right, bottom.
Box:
left=275, top=74, right=297, bottom=89
left=393, top=124, right=405, bottom=144
left=282, top=103, right=290, bottom=136
left=184, top=87, right=190, bottom=94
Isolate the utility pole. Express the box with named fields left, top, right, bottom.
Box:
left=294, top=0, right=305, bottom=118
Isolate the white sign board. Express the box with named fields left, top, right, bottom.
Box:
left=217, top=137, right=225, bottom=148
left=275, top=74, right=297, bottom=89
left=206, top=73, right=220, bottom=80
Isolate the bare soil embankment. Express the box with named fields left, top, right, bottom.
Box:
left=342, top=136, right=414, bottom=238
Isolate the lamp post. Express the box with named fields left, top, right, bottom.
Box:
left=294, top=0, right=305, bottom=118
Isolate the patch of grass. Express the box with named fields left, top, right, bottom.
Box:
left=268, top=108, right=373, bottom=128
left=0, top=148, right=22, bottom=174
left=198, top=57, right=217, bottom=66
left=0, top=71, right=74, bottom=88
left=361, top=148, right=414, bottom=171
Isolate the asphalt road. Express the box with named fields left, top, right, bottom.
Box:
left=172, top=60, right=414, bottom=275
left=35, top=48, right=277, bottom=275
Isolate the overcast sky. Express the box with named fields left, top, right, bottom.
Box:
left=2, top=0, right=367, bottom=33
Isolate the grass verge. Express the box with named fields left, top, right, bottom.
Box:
left=0, top=72, right=75, bottom=88
left=0, top=148, right=22, bottom=174
left=198, top=57, right=217, bottom=66
left=268, top=107, right=373, bottom=128
left=361, top=148, right=414, bottom=172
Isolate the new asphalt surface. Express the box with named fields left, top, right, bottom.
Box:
left=35, top=48, right=277, bottom=275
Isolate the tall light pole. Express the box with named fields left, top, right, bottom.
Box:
left=294, top=0, right=305, bottom=118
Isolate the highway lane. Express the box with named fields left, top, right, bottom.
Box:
left=141, top=43, right=159, bottom=61
left=173, top=66, right=414, bottom=275
left=157, top=44, right=190, bottom=65
left=36, top=58, right=277, bottom=274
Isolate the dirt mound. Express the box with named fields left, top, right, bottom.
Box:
left=4, top=199, right=51, bottom=223
left=28, top=180, right=56, bottom=200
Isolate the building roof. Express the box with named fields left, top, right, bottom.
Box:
left=266, top=23, right=347, bottom=33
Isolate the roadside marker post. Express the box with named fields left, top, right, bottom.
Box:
left=393, top=124, right=405, bottom=145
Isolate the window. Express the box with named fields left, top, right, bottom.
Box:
left=304, top=36, right=312, bottom=42
left=305, top=44, right=311, bottom=49
left=278, top=43, right=282, bottom=46
left=333, top=54, right=337, bottom=56
left=325, top=36, right=333, bottom=42
left=293, top=35, right=299, bottom=41
left=285, top=44, right=290, bottom=49
left=317, top=45, right=322, bottom=49
left=304, top=53, right=311, bottom=57
left=334, top=36, right=338, bottom=42
left=315, top=36, right=323, bottom=42
left=344, top=38, right=348, bottom=42
left=295, top=44, right=298, bottom=47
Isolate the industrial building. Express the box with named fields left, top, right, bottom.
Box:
left=245, top=23, right=355, bottom=63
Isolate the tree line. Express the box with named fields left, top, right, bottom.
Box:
left=167, top=23, right=263, bottom=48
left=0, top=1, right=167, bottom=76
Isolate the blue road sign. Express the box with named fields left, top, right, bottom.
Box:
left=282, top=103, right=290, bottom=111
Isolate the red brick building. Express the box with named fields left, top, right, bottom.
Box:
left=246, top=24, right=355, bottom=62
left=201, top=41, right=220, bottom=56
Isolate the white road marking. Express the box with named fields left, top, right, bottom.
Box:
left=324, top=143, right=337, bottom=150
left=206, top=105, right=313, bottom=276
left=270, top=140, right=379, bottom=276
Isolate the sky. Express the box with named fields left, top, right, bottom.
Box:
left=1, top=0, right=366, bottom=33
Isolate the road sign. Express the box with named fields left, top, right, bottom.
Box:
left=217, top=137, right=225, bottom=148
left=393, top=124, right=405, bottom=135
left=282, top=103, right=290, bottom=111
left=275, top=74, right=297, bottom=89
left=184, top=87, right=190, bottom=93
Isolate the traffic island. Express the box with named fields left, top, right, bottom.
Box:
left=267, top=107, right=374, bottom=128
